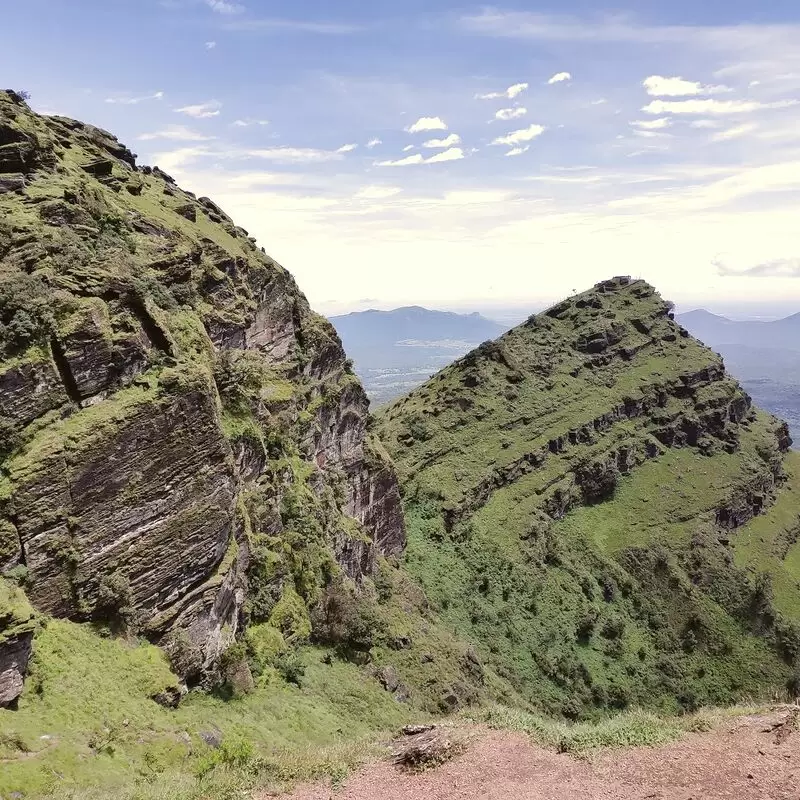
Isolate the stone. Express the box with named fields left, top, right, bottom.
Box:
left=81, top=159, right=113, bottom=177
left=0, top=581, right=36, bottom=709
left=174, top=203, right=197, bottom=222
left=0, top=174, right=25, bottom=193
left=0, top=631, right=34, bottom=708
left=199, top=730, right=223, bottom=748
left=377, top=665, right=400, bottom=693
left=150, top=685, right=185, bottom=709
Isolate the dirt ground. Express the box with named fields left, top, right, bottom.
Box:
left=278, top=707, right=799, bottom=800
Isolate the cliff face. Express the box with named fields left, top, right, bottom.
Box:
left=0, top=90, right=404, bottom=695
left=378, top=277, right=800, bottom=716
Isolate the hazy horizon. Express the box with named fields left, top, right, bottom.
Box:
left=4, top=0, right=800, bottom=314
left=322, top=295, right=800, bottom=325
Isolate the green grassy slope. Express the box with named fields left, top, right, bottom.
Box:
left=379, top=277, right=800, bottom=719
left=0, top=562, right=510, bottom=798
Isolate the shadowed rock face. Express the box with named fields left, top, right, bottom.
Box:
left=0, top=580, right=36, bottom=708
left=0, top=90, right=405, bottom=686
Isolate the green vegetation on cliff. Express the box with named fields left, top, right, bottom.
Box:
left=379, top=277, right=800, bottom=718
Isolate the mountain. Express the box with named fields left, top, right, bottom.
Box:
left=678, top=309, right=800, bottom=446
left=0, top=93, right=523, bottom=800
left=0, top=88, right=409, bottom=704
left=378, top=276, right=800, bottom=717
left=677, top=308, right=800, bottom=350
left=329, top=307, right=506, bottom=405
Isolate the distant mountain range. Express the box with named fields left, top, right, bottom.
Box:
left=330, top=305, right=799, bottom=447
left=677, top=309, right=800, bottom=351
left=329, top=307, right=506, bottom=405
left=676, top=310, right=799, bottom=447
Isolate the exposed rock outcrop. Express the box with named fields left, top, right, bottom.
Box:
left=0, top=90, right=405, bottom=686
left=0, top=580, right=36, bottom=708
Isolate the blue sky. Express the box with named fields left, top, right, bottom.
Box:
left=4, top=1, right=800, bottom=314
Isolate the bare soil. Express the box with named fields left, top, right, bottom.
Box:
left=278, top=708, right=799, bottom=800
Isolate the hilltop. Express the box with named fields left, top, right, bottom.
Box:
left=329, top=307, right=506, bottom=406
left=378, top=276, right=800, bottom=718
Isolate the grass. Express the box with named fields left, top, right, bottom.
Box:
left=734, top=449, right=800, bottom=618
left=467, top=701, right=766, bottom=755
left=0, top=620, right=411, bottom=798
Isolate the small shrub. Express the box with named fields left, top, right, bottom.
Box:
left=273, top=650, right=306, bottom=687
left=196, top=737, right=257, bottom=780
left=373, top=559, right=395, bottom=603
left=94, top=571, right=134, bottom=629
left=269, top=585, right=312, bottom=642
left=220, top=641, right=255, bottom=698
left=311, top=576, right=387, bottom=655
left=0, top=271, right=57, bottom=355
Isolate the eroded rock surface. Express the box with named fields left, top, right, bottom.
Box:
left=0, top=90, right=405, bottom=686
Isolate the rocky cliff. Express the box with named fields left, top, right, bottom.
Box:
left=0, top=90, right=404, bottom=703
left=378, top=277, right=800, bottom=716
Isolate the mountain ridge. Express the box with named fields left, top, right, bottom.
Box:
left=378, top=276, right=800, bottom=717
left=0, top=88, right=406, bottom=702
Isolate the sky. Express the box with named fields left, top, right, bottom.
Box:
left=4, top=0, right=800, bottom=316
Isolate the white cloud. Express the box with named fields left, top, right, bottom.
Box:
left=548, top=72, right=572, bottom=84
left=366, top=138, right=382, bottom=148
left=376, top=147, right=464, bottom=166
left=232, top=118, right=269, bottom=127
left=491, top=123, right=546, bottom=147
left=406, top=116, right=448, bottom=133
left=105, top=91, right=164, bottom=105
left=643, top=98, right=798, bottom=114
left=476, top=82, right=529, bottom=100
left=138, top=125, right=216, bottom=142
left=402, top=145, right=415, bottom=152
left=633, top=130, right=670, bottom=139
left=423, top=133, right=462, bottom=148
left=690, top=119, right=722, bottom=129
left=205, top=41, right=217, bottom=49
left=245, top=147, right=346, bottom=163
left=377, top=153, right=425, bottom=167
left=631, top=118, right=671, bottom=130
left=337, top=143, right=358, bottom=153
left=506, top=146, right=530, bottom=157
left=222, top=18, right=360, bottom=34
left=205, top=0, right=245, bottom=13
left=711, top=123, right=758, bottom=141
left=355, top=186, right=402, bottom=199
left=175, top=100, right=222, bottom=118
left=442, top=190, right=511, bottom=204
left=427, top=147, right=465, bottom=163
left=643, top=75, right=731, bottom=97
left=591, top=98, right=608, bottom=105
left=151, top=146, right=213, bottom=173
left=495, top=107, right=527, bottom=121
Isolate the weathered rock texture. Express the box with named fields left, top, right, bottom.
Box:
left=0, top=579, right=36, bottom=708
left=0, top=90, right=404, bottom=685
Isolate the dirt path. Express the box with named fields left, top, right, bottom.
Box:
left=278, top=708, right=799, bottom=800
